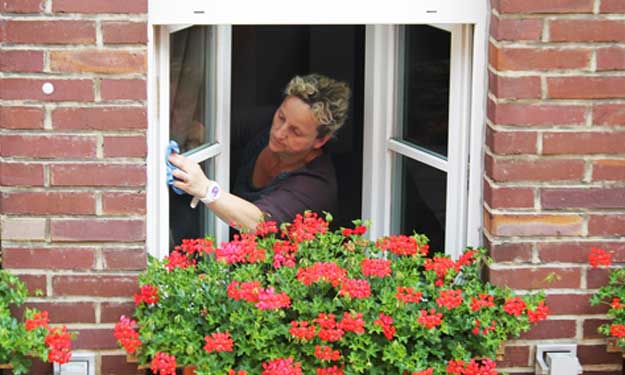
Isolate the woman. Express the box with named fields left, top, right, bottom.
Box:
left=168, top=74, right=351, bottom=231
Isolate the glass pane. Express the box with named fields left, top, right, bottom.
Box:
left=170, top=26, right=216, bottom=153
left=169, top=159, right=216, bottom=249
left=393, top=155, right=446, bottom=253
left=399, top=25, right=451, bottom=157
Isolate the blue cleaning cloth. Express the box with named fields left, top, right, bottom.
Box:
left=166, top=140, right=185, bottom=195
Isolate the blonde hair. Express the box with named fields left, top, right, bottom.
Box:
left=284, top=74, right=351, bottom=138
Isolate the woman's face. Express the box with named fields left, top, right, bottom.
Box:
left=268, top=96, right=330, bottom=157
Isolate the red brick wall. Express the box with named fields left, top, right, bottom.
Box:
left=0, top=0, right=147, bottom=373
left=487, top=1, right=625, bottom=374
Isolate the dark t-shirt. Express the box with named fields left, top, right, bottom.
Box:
left=232, top=130, right=337, bottom=224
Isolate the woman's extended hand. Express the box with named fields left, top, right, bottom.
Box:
left=168, top=153, right=210, bottom=198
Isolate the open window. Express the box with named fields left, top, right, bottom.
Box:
left=147, top=1, right=488, bottom=259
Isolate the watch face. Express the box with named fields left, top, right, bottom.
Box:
left=209, top=185, right=220, bottom=199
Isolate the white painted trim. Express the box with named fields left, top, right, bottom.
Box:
left=387, top=139, right=448, bottom=173
left=156, top=26, right=171, bottom=260
left=167, top=24, right=194, bottom=34
left=146, top=24, right=158, bottom=258
left=149, top=0, right=485, bottom=25
left=184, top=143, right=223, bottom=163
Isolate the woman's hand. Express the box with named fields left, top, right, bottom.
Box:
left=168, top=153, right=210, bottom=198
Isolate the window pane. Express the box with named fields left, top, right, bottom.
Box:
left=399, top=25, right=451, bottom=158
left=170, top=26, right=216, bottom=153
left=169, top=159, right=216, bottom=249
left=393, top=155, right=446, bottom=253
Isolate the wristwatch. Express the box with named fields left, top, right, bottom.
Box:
left=200, top=181, right=222, bottom=205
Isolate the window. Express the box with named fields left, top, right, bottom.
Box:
left=147, top=1, right=488, bottom=259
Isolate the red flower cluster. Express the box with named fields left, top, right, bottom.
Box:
left=472, top=320, right=496, bottom=335
left=589, top=247, right=612, bottom=268
left=317, top=366, right=344, bottom=375
left=315, top=313, right=345, bottom=342
left=417, top=309, right=443, bottom=329
left=611, top=297, right=625, bottom=309
left=227, top=281, right=261, bottom=302
left=527, top=301, right=550, bottom=323
left=256, top=287, right=291, bottom=310
left=436, top=290, right=463, bottom=310
left=255, top=220, right=278, bottom=237
left=289, top=321, right=316, bottom=341
left=216, top=233, right=265, bottom=264
left=611, top=324, right=625, bottom=338
left=374, top=312, right=395, bottom=340
left=165, top=250, right=194, bottom=271
left=503, top=297, right=526, bottom=316
left=413, top=369, right=434, bottom=375
left=134, top=284, right=159, bottom=306
left=283, top=212, right=328, bottom=243
left=339, top=278, right=371, bottom=299
left=174, top=238, right=214, bottom=256
left=273, top=240, right=298, bottom=268
left=361, top=258, right=391, bottom=278
left=454, top=250, right=477, bottom=271
left=338, top=312, right=365, bottom=334
left=204, top=332, right=234, bottom=352
left=114, top=316, right=142, bottom=353
left=151, top=352, right=176, bottom=375
left=396, top=286, right=423, bottom=304
left=424, top=256, right=456, bottom=286
left=262, top=358, right=302, bottom=375
left=228, top=370, right=248, bottom=375
left=447, top=358, right=497, bottom=375
left=25, top=311, right=49, bottom=331
left=315, top=345, right=341, bottom=361
left=376, top=235, right=425, bottom=256
left=45, top=326, right=72, bottom=364
left=342, top=225, right=367, bottom=237
left=297, top=262, right=347, bottom=287
left=470, top=294, right=494, bottom=311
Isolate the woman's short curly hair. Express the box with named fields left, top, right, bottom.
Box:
left=284, top=74, right=351, bottom=138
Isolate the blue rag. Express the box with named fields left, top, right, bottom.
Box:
left=166, top=140, right=185, bottom=195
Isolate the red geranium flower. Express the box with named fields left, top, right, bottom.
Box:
left=374, top=312, right=395, bottom=340
left=315, top=345, right=341, bottom=361
left=412, top=369, right=434, bottom=375
left=396, top=286, right=423, bottom=304
left=503, top=297, right=526, bottom=316
left=164, top=250, right=194, bottom=271
left=339, top=279, right=371, bottom=299
left=317, top=366, right=344, bottom=375
left=470, top=294, right=495, bottom=311
left=589, top=247, right=612, bottom=268
left=361, top=258, right=391, bottom=278
left=114, top=315, right=142, bottom=354
left=417, top=309, right=443, bottom=329
left=45, top=326, right=72, bottom=364
left=611, top=324, right=625, bottom=338
left=283, top=212, right=328, bottom=243
left=25, top=310, right=49, bottom=331
left=134, top=284, right=159, bottom=306
left=436, top=289, right=463, bottom=310
left=338, top=312, right=365, bottom=334
left=151, top=352, right=176, bottom=375
left=204, top=332, right=234, bottom=352
left=262, top=358, right=302, bottom=375
left=527, top=301, right=550, bottom=323
left=289, top=321, right=316, bottom=341
left=376, top=235, right=425, bottom=256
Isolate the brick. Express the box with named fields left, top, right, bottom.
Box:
left=50, top=163, right=146, bottom=187
left=484, top=183, right=534, bottom=209
left=518, top=319, right=576, bottom=339
left=543, top=132, right=625, bottom=155
left=102, top=248, right=147, bottom=270
left=0, top=50, right=44, bottom=72
left=0, top=106, right=44, bottom=129
left=578, top=345, right=622, bottom=365
left=490, top=16, right=543, bottom=41
left=497, top=345, right=530, bottom=368
left=0, top=78, right=94, bottom=101
left=496, top=0, right=593, bottom=13
left=488, top=242, right=533, bottom=263
left=485, top=127, right=537, bottom=154
left=487, top=100, right=586, bottom=126
left=102, top=192, right=146, bottom=215
left=588, top=268, right=611, bottom=289
left=73, top=328, right=118, bottom=350
left=101, top=302, right=135, bottom=323
left=549, top=77, right=625, bottom=99
left=53, top=0, right=147, bottom=13
left=50, top=219, right=145, bottom=242
left=538, top=242, right=625, bottom=263
left=4, top=20, right=96, bottom=44
left=0, top=0, right=44, bottom=12
left=101, top=79, right=146, bottom=100
left=589, top=215, right=625, bottom=236
left=15, top=274, right=47, bottom=296
left=52, top=107, right=146, bottom=130
left=597, top=47, right=625, bottom=71
left=601, top=0, right=625, bottom=12
left=489, top=266, right=581, bottom=289
left=488, top=73, right=541, bottom=99
left=593, top=160, right=625, bottom=181
left=1, top=192, right=95, bottom=215
left=101, top=354, right=144, bottom=375
left=0, top=134, right=97, bottom=158
left=490, top=44, right=591, bottom=71
left=550, top=19, right=625, bottom=42
left=102, top=21, right=147, bottom=44
left=12, top=302, right=95, bottom=323
left=103, top=136, right=147, bottom=158
left=485, top=213, right=584, bottom=236
left=0, top=217, right=46, bottom=241
left=0, top=162, right=44, bottom=186
left=541, top=188, right=625, bottom=209
left=52, top=275, right=138, bottom=297
left=50, top=50, right=146, bottom=74
left=2, top=247, right=96, bottom=269
left=485, top=155, right=584, bottom=182
left=584, top=319, right=610, bottom=339
left=594, top=104, right=625, bottom=126
left=545, top=294, right=606, bottom=315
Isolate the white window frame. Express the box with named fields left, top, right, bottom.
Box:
left=147, top=0, right=488, bottom=259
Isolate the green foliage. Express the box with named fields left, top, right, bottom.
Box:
left=589, top=267, right=625, bottom=348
